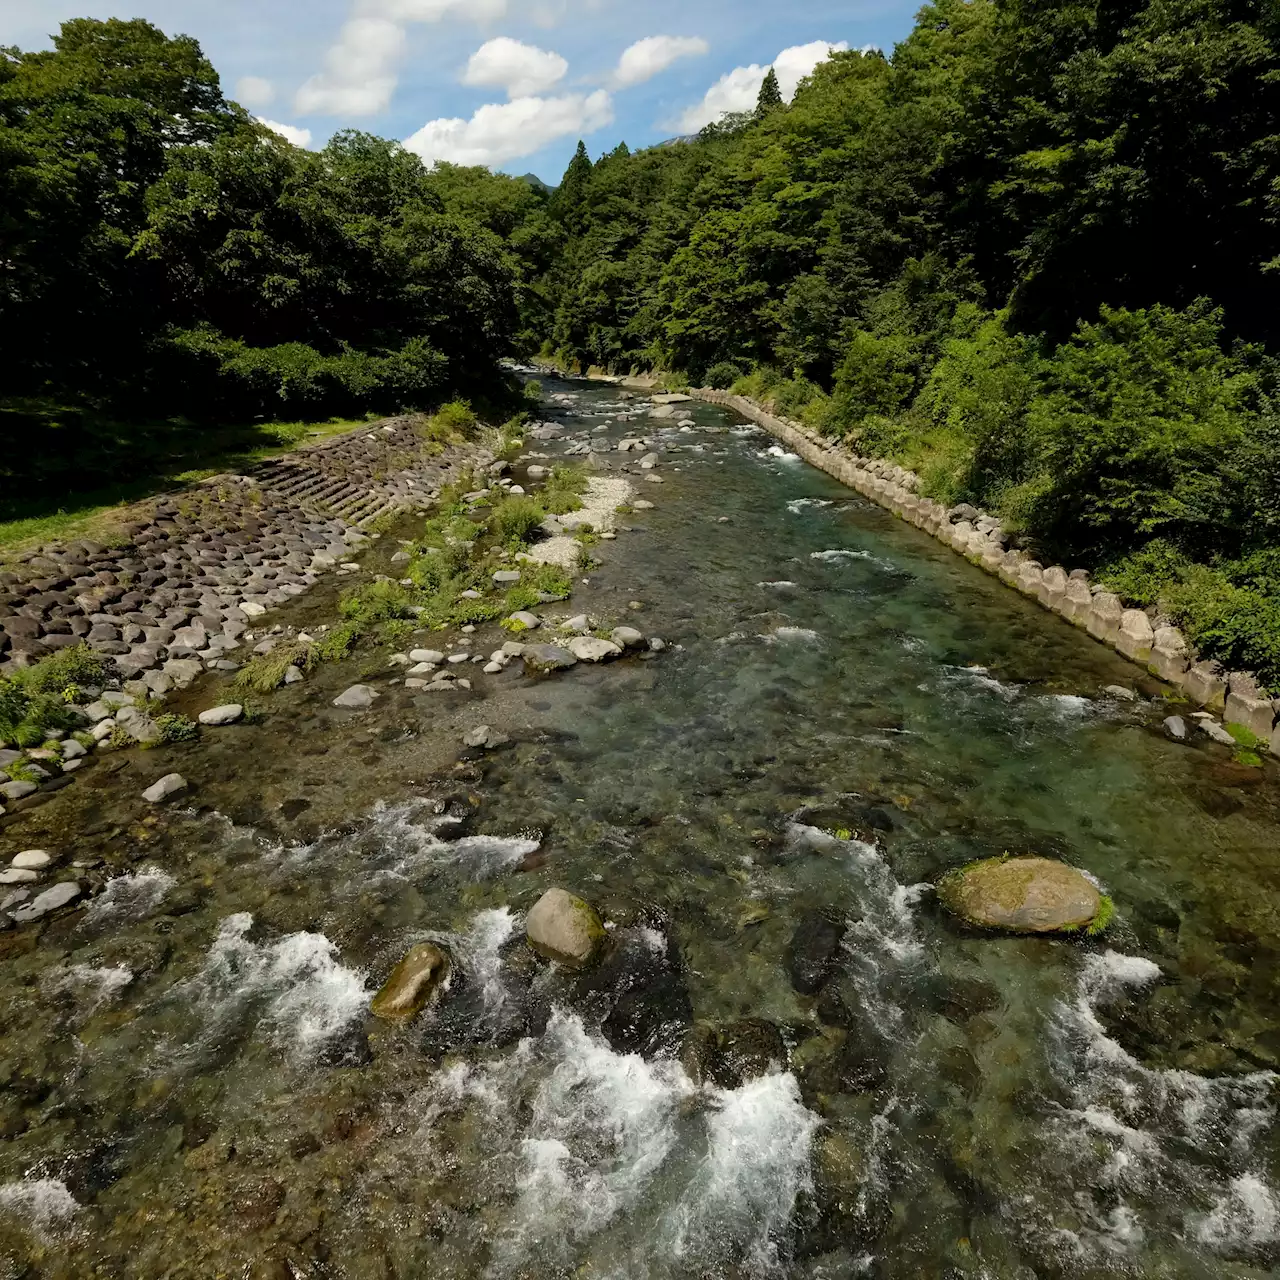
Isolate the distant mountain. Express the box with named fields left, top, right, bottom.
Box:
left=519, top=173, right=554, bottom=194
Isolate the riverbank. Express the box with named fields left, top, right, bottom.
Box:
left=693, top=389, right=1280, bottom=762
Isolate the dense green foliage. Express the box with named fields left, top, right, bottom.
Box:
left=0, top=19, right=545, bottom=429
left=531, top=0, right=1280, bottom=684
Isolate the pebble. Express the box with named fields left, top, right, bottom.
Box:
left=143, top=773, right=189, bottom=804
left=0, top=781, right=37, bottom=801
left=0, top=869, right=38, bottom=885
left=62, top=740, right=86, bottom=759
left=447, top=653, right=471, bottom=665
left=410, top=649, right=446, bottom=664
left=199, top=704, right=244, bottom=726
left=634, top=500, right=655, bottom=510
left=493, top=570, right=522, bottom=584
left=610, top=626, right=645, bottom=650
left=1103, top=685, right=1138, bottom=701
left=463, top=725, right=511, bottom=750
left=1200, top=719, right=1237, bottom=746
left=11, top=850, right=51, bottom=870
left=284, top=665, right=304, bottom=684
left=483, top=662, right=503, bottom=674
left=1163, top=715, right=1188, bottom=742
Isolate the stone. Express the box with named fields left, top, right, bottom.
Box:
left=410, top=649, right=446, bottom=665
left=370, top=943, right=451, bottom=1022
left=567, top=636, right=622, bottom=663
left=283, top=665, right=304, bottom=684
left=407, top=662, right=437, bottom=677
left=332, top=685, right=378, bottom=709
left=938, top=856, right=1105, bottom=934
left=1200, top=719, right=1237, bottom=746
left=142, top=773, right=188, bottom=804
left=0, top=869, right=37, bottom=885
left=507, top=611, right=542, bottom=631
left=492, top=570, right=522, bottom=585
left=1163, top=716, right=1189, bottom=742
left=786, top=910, right=847, bottom=995
left=1183, top=661, right=1227, bottom=712
left=522, top=644, right=578, bottom=673
left=1103, top=685, right=1138, bottom=702
left=61, top=739, right=85, bottom=759
left=163, top=658, right=204, bottom=688
left=1150, top=627, right=1190, bottom=682
left=239, top=601, right=267, bottom=619
left=462, top=725, right=510, bottom=750
left=560, top=614, right=590, bottom=633
left=82, top=700, right=114, bottom=724
left=526, top=888, right=605, bottom=967
left=1062, top=578, right=1094, bottom=625
left=446, top=653, right=470, bottom=665
left=610, top=626, right=645, bottom=649
left=1224, top=690, right=1276, bottom=741
left=1116, top=610, right=1155, bottom=663
left=198, top=704, right=243, bottom=726
left=10, top=881, right=82, bottom=923
left=0, top=781, right=38, bottom=802
left=1272, top=722, right=1280, bottom=759
left=1086, top=592, right=1124, bottom=645
left=633, top=499, right=655, bottom=511
left=638, top=453, right=659, bottom=470
left=11, top=850, right=51, bottom=870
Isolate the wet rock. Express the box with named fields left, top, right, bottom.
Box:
left=507, top=610, right=542, bottom=630
left=462, top=725, right=510, bottom=750
left=410, top=649, right=446, bottom=664
left=10, top=880, right=81, bottom=923
left=333, top=684, right=379, bottom=709
left=143, top=773, right=189, bottom=804
left=526, top=887, right=605, bottom=967
left=0, top=869, right=37, bottom=885
left=786, top=910, right=847, bottom=995
left=938, top=856, right=1105, bottom=934
left=198, top=704, right=243, bottom=726
left=1103, top=684, right=1137, bottom=702
left=1163, top=715, right=1189, bottom=741
left=1, top=780, right=38, bottom=801
left=683, top=1018, right=788, bottom=1089
left=1199, top=718, right=1236, bottom=746
left=370, top=942, right=451, bottom=1022
left=522, top=644, right=578, bottom=673
left=610, top=626, right=645, bottom=649
left=11, top=850, right=52, bottom=870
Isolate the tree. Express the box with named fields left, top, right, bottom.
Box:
left=756, top=67, right=784, bottom=116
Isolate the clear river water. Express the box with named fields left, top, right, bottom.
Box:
left=1, top=378, right=1279, bottom=1279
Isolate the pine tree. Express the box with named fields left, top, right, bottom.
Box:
left=755, top=67, right=783, bottom=116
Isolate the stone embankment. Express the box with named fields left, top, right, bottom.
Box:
left=0, top=416, right=491, bottom=682
left=694, top=390, right=1280, bottom=759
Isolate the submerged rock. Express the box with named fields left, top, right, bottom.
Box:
left=682, top=1018, right=788, bottom=1089
left=333, top=685, right=378, bottom=709
left=522, top=644, right=578, bottom=673
left=786, top=910, right=847, bottom=995
left=567, top=636, right=622, bottom=663
left=526, top=888, right=605, bottom=967
left=462, top=725, right=510, bottom=750
left=938, top=856, right=1106, bottom=934
left=370, top=942, right=451, bottom=1022
left=10, top=880, right=81, bottom=923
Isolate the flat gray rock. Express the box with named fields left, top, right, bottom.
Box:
left=567, top=636, right=622, bottom=663
left=1163, top=715, right=1188, bottom=742
left=198, top=704, right=243, bottom=726
left=0, top=780, right=38, bottom=802
left=333, top=685, right=378, bottom=709
left=522, top=644, right=578, bottom=673
left=610, top=626, right=645, bottom=650
left=11, top=881, right=82, bottom=923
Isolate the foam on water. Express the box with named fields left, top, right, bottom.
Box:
left=759, top=626, right=821, bottom=645
left=757, top=580, right=798, bottom=590
left=758, top=445, right=800, bottom=462
left=1036, top=948, right=1278, bottom=1263
left=370, top=800, right=540, bottom=880
left=808, top=547, right=901, bottom=573
left=787, top=497, right=833, bottom=513
left=177, top=913, right=368, bottom=1061
left=940, top=663, right=1022, bottom=702
left=0, top=1179, right=79, bottom=1242
left=80, top=866, right=176, bottom=927
left=46, top=963, right=134, bottom=1016
left=429, top=906, right=518, bottom=1026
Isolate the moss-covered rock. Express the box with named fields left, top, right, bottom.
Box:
left=370, top=942, right=450, bottom=1022
left=938, top=856, right=1108, bottom=934
left=525, top=887, right=605, bottom=966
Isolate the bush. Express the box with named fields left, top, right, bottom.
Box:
left=540, top=464, right=588, bottom=515
left=431, top=400, right=480, bottom=439
left=488, top=494, right=546, bottom=548
left=155, top=713, right=200, bottom=744
left=339, top=579, right=417, bottom=627
left=705, top=361, right=743, bottom=390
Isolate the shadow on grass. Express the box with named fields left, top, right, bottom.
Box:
left=0, top=399, right=372, bottom=547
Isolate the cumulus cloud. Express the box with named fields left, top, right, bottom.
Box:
left=463, top=37, right=568, bottom=98
left=404, top=89, right=613, bottom=167
left=257, top=117, right=315, bottom=149
left=236, top=76, right=275, bottom=109
left=295, top=0, right=510, bottom=117
left=611, top=35, right=709, bottom=89
left=676, top=40, right=850, bottom=132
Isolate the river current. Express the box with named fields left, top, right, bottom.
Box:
left=1, top=379, right=1279, bottom=1278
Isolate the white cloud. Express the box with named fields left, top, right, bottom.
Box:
left=236, top=76, right=275, bottom=109
left=257, top=117, right=315, bottom=149
left=295, top=0, right=509, bottom=117
left=675, top=40, right=850, bottom=132
left=611, top=35, right=709, bottom=89
left=404, top=89, right=613, bottom=167
left=463, top=37, right=568, bottom=99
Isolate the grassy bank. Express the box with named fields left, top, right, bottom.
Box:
left=0, top=399, right=375, bottom=552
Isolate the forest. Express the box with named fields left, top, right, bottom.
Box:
left=3, top=2, right=1280, bottom=681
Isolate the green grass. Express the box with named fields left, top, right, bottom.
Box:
left=0, top=397, right=371, bottom=551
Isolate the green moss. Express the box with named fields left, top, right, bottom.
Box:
left=4, top=761, right=38, bottom=783
left=155, top=713, right=200, bottom=744
left=234, top=640, right=312, bottom=694
left=1226, top=723, right=1266, bottom=749
left=1086, top=895, right=1115, bottom=936
left=1234, top=749, right=1265, bottom=768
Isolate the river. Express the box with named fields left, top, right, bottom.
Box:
left=1, top=377, right=1278, bottom=1278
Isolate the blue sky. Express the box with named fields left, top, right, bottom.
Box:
left=6, top=0, right=924, bottom=182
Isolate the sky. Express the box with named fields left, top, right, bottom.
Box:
left=4, top=0, right=923, bottom=182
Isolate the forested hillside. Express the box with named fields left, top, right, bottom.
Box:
left=0, top=18, right=549, bottom=424
left=533, top=0, right=1280, bottom=685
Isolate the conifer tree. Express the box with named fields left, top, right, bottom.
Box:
left=755, top=67, right=783, bottom=116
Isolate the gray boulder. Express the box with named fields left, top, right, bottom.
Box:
left=522, top=644, right=578, bottom=673
left=567, top=636, right=622, bottom=663
left=526, top=888, right=605, bottom=967
left=199, top=704, right=243, bottom=726
left=142, top=773, right=188, bottom=804
left=333, top=685, right=378, bottom=709
left=939, top=857, right=1106, bottom=934
left=10, top=881, right=82, bottom=923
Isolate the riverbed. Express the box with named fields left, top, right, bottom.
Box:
left=1, top=378, right=1278, bottom=1278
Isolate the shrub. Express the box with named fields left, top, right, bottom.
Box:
left=155, top=713, right=200, bottom=744
left=339, top=579, right=417, bottom=627
left=234, top=640, right=312, bottom=694
left=705, top=361, right=743, bottom=390
left=16, top=645, right=111, bottom=697
left=431, top=400, right=480, bottom=439
left=540, top=464, right=588, bottom=515
left=488, top=495, right=546, bottom=548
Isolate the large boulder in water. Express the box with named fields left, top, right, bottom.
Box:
left=526, top=888, right=605, bottom=967
left=938, top=856, right=1107, bottom=934
left=370, top=942, right=450, bottom=1021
